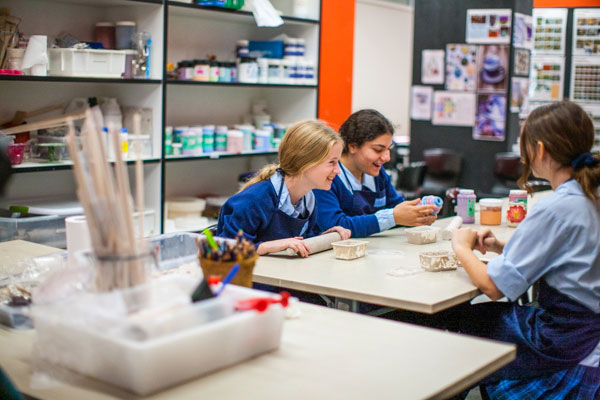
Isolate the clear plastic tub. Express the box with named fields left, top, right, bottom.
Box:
left=419, top=250, right=459, bottom=272
left=48, top=48, right=127, bottom=78
left=0, top=210, right=70, bottom=248
left=32, top=276, right=285, bottom=395
left=331, top=239, right=368, bottom=260
left=405, top=226, right=440, bottom=245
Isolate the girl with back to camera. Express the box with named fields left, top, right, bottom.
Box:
left=451, top=101, right=600, bottom=398
left=217, top=119, right=350, bottom=257
left=314, top=109, right=437, bottom=238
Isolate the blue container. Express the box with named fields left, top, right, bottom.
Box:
left=248, top=41, right=284, bottom=59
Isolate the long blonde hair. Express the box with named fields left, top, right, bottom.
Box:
left=240, top=119, right=343, bottom=192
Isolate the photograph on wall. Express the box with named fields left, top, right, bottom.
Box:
left=529, top=56, right=564, bottom=101
left=513, top=12, right=533, bottom=49
left=573, top=8, right=600, bottom=56
left=432, top=91, right=476, bottom=127
left=474, top=93, right=506, bottom=141
left=466, top=9, right=512, bottom=44
left=477, top=45, right=509, bottom=92
left=570, top=56, right=600, bottom=103
left=514, top=49, right=530, bottom=76
left=410, top=86, right=434, bottom=120
left=421, top=49, right=445, bottom=84
left=580, top=104, right=600, bottom=152
left=533, top=8, right=567, bottom=55
left=510, top=78, right=529, bottom=113
left=445, top=44, right=477, bottom=91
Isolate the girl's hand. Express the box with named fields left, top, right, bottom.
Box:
left=393, top=199, right=437, bottom=226
left=451, top=228, right=478, bottom=252
left=476, top=228, right=504, bottom=254
left=257, top=237, right=312, bottom=257
left=323, top=226, right=351, bottom=240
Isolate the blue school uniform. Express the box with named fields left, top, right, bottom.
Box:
left=314, top=162, right=404, bottom=237
left=216, top=171, right=320, bottom=244
left=458, top=180, right=600, bottom=398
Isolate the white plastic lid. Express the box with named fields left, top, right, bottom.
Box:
left=116, top=21, right=136, bottom=26
left=18, top=199, right=83, bottom=216
left=96, top=22, right=115, bottom=27
left=479, top=198, right=502, bottom=207
left=509, top=189, right=527, bottom=196
left=227, top=130, right=243, bottom=137
left=459, top=189, right=474, bottom=194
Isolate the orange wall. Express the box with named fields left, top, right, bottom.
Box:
left=318, top=0, right=355, bottom=130
left=534, top=0, right=600, bottom=7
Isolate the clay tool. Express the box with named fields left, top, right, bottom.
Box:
left=235, top=291, right=290, bottom=313
left=283, top=232, right=341, bottom=256
left=213, top=263, right=240, bottom=296
left=441, top=216, right=463, bottom=240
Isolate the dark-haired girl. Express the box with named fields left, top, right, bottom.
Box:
left=452, top=100, right=600, bottom=398
left=314, top=109, right=437, bottom=238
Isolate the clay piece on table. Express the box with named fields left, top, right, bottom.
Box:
left=405, top=226, right=440, bottom=244
left=331, top=240, right=368, bottom=260
left=419, top=250, right=458, bottom=271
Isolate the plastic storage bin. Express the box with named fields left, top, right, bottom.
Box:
left=0, top=210, right=70, bottom=248
left=419, top=250, right=459, bottom=272
left=331, top=239, right=368, bottom=260
left=48, top=48, right=128, bottom=78
left=32, top=274, right=285, bottom=395
left=405, top=226, right=440, bottom=245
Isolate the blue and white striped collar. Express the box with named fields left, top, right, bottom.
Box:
left=339, top=161, right=377, bottom=192
left=269, top=172, right=315, bottom=218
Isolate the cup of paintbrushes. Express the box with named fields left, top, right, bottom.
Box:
left=198, top=254, right=258, bottom=288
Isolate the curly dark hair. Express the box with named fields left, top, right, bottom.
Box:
left=338, top=109, right=394, bottom=154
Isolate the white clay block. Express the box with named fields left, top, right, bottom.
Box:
left=405, top=226, right=440, bottom=245
left=419, top=250, right=458, bottom=272
left=331, top=240, right=368, bottom=260
left=441, top=216, right=463, bottom=240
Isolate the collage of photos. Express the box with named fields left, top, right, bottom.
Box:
left=573, top=9, right=600, bottom=56
left=466, top=9, right=512, bottom=44
left=529, top=57, right=564, bottom=101
left=570, top=58, right=600, bottom=103
left=533, top=8, right=567, bottom=55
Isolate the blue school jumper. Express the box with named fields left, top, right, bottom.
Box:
left=314, top=162, right=404, bottom=238
left=216, top=172, right=320, bottom=245
left=458, top=180, right=600, bottom=399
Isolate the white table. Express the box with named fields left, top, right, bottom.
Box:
left=0, top=240, right=516, bottom=400
left=254, top=191, right=551, bottom=314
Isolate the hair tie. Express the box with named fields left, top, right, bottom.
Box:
left=571, top=152, right=600, bottom=170
left=275, top=167, right=285, bottom=175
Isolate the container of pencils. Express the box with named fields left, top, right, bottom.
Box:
left=197, top=230, right=258, bottom=288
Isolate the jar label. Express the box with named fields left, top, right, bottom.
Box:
left=467, top=199, right=475, bottom=217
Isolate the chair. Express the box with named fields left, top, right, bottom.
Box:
left=396, top=161, right=426, bottom=200
left=490, top=152, right=522, bottom=197
left=420, top=148, right=463, bottom=198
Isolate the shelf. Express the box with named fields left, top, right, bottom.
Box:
left=166, top=150, right=277, bottom=162
left=12, top=158, right=162, bottom=173
left=166, top=80, right=316, bottom=89
left=0, top=75, right=162, bottom=84
left=167, top=2, right=319, bottom=25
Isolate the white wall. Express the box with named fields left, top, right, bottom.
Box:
left=352, top=0, right=414, bottom=137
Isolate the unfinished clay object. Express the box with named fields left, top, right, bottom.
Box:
left=405, top=226, right=440, bottom=245
left=331, top=240, right=368, bottom=260
left=419, top=250, right=458, bottom=272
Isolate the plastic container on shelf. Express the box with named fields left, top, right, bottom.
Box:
left=7, top=143, right=26, bottom=165
left=95, top=22, right=116, bottom=50
left=215, top=126, right=228, bottom=152
left=257, top=58, right=268, bottom=84
left=202, top=125, right=215, bottom=153
left=254, top=129, right=272, bottom=151
left=209, top=60, right=220, bottom=82
left=193, top=59, right=210, bottom=82
left=115, top=21, right=136, bottom=50
left=166, top=197, right=206, bottom=220
left=267, top=59, right=282, bottom=84
left=236, top=39, right=249, bottom=58
left=238, top=57, right=258, bottom=83
left=128, top=134, right=152, bottom=159
left=48, top=48, right=128, bottom=78
left=226, top=130, right=243, bottom=154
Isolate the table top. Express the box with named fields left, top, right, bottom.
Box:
left=0, top=239, right=516, bottom=400
left=254, top=191, right=551, bottom=314
left=0, top=240, right=62, bottom=271
left=0, top=303, right=515, bottom=400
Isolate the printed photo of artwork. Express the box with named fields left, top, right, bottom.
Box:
left=513, top=12, right=533, bottom=49
left=474, top=93, right=506, bottom=141
left=466, top=9, right=512, bottom=44
left=445, top=44, right=477, bottom=91
left=411, top=85, right=434, bottom=120
left=477, top=45, right=509, bottom=92
left=510, top=78, right=529, bottom=113
left=421, top=49, right=445, bottom=84
left=432, top=91, right=476, bottom=127
left=529, top=56, right=564, bottom=101
left=533, top=8, right=567, bottom=55
left=514, top=49, right=530, bottom=76
left=573, top=9, right=600, bottom=56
